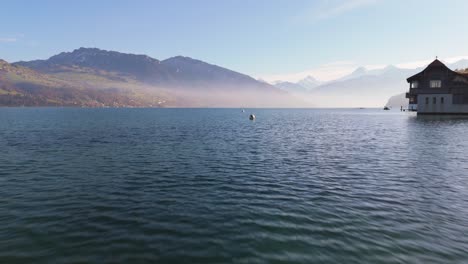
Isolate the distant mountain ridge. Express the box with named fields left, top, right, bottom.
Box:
left=305, top=66, right=419, bottom=107
left=298, top=76, right=321, bottom=90
left=274, top=75, right=321, bottom=93
left=4, top=47, right=302, bottom=107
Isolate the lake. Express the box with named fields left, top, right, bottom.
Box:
left=0, top=108, right=467, bottom=263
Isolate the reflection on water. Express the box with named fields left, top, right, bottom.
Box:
left=0, top=108, right=467, bottom=263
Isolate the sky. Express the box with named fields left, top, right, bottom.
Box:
left=1, top=0, right=468, bottom=82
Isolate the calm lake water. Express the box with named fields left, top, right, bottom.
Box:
left=1, top=108, right=468, bottom=263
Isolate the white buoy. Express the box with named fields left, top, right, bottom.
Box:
left=242, top=109, right=245, bottom=113
left=249, top=114, right=255, bottom=120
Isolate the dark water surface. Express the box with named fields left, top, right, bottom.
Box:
left=1, top=108, right=468, bottom=263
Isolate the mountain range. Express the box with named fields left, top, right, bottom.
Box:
left=273, top=60, right=468, bottom=107
left=3, top=48, right=468, bottom=108
left=1, top=48, right=302, bottom=107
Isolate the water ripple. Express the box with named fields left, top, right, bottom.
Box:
left=0, top=108, right=468, bottom=263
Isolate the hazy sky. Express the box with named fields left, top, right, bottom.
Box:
left=1, top=0, right=468, bottom=81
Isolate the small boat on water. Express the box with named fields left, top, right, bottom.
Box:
left=383, top=106, right=390, bottom=110
left=249, top=114, right=256, bottom=120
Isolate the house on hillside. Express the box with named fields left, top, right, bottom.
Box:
left=406, top=59, right=468, bottom=114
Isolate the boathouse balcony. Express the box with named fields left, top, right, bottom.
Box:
left=406, top=88, right=450, bottom=95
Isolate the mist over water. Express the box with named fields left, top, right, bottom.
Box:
left=164, top=87, right=306, bottom=108
left=1, top=108, right=468, bottom=263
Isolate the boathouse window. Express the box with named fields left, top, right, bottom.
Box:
left=430, top=80, right=442, bottom=88
left=411, top=81, right=419, bottom=88
left=433, top=97, right=436, bottom=104
left=441, top=97, right=444, bottom=104
left=425, top=97, right=429, bottom=104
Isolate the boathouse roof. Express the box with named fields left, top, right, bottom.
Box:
left=406, top=59, right=464, bottom=82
